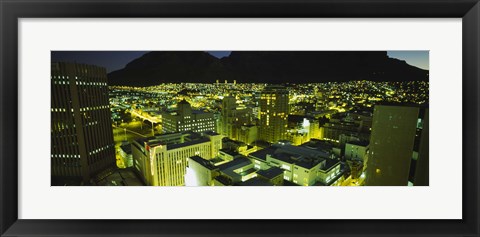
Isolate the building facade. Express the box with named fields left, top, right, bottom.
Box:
left=345, top=141, right=368, bottom=162
left=259, top=85, right=289, bottom=144
left=220, top=96, right=237, bottom=138
left=186, top=155, right=219, bottom=186
left=162, top=99, right=216, bottom=133
left=365, top=105, right=425, bottom=186
left=51, top=62, right=115, bottom=185
left=132, top=131, right=222, bottom=186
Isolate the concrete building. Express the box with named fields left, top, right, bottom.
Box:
left=238, top=124, right=258, bottom=145
left=119, top=144, right=133, bottom=168
left=186, top=155, right=218, bottom=186
left=162, top=99, right=216, bottom=133
left=216, top=157, right=257, bottom=184
left=413, top=109, right=429, bottom=186
left=220, top=96, right=236, bottom=138
left=248, top=146, right=276, bottom=170
left=220, top=96, right=258, bottom=144
left=365, top=105, right=428, bottom=186
left=259, top=85, right=289, bottom=144
left=345, top=140, right=369, bottom=162
left=51, top=62, right=115, bottom=185
left=249, top=142, right=343, bottom=186
left=218, top=148, right=242, bottom=162
left=317, top=159, right=342, bottom=185
left=185, top=141, right=343, bottom=186
left=256, top=167, right=284, bottom=185
left=131, top=131, right=222, bottom=186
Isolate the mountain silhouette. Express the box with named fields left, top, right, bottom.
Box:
left=108, top=51, right=428, bottom=86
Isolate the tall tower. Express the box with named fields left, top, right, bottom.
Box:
left=259, top=85, right=289, bottom=143
left=221, top=96, right=236, bottom=139
left=365, top=105, right=423, bottom=186
left=51, top=62, right=115, bottom=185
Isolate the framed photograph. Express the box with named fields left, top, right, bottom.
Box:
left=1, top=0, right=479, bottom=236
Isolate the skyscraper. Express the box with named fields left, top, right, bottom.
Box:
left=51, top=62, right=115, bottom=185
left=259, top=85, right=289, bottom=143
left=221, top=96, right=237, bottom=139
left=365, top=105, right=427, bottom=186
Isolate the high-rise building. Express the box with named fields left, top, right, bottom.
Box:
left=220, top=96, right=236, bottom=138
left=365, top=105, right=427, bottom=186
left=259, top=85, right=289, bottom=143
left=413, top=109, right=429, bottom=186
left=220, top=96, right=257, bottom=143
left=162, top=99, right=216, bottom=133
left=131, top=131, right=222, bottom=186
left=51, top=62, right=115, bottom=185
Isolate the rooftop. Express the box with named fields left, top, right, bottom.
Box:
left=256, top=167, right=284, bottom=179
left=167, top=137, right=210, bottom=150
left=219, top=149, right=239, bottom=157
left=270, top=152, right=297, bottom=164
left=295, top=158, right=323, bottom=169
left=249, top=146, right=276, bottom=161
left=275, top=143, right=330, bottom=160
left=321, top=159, right=341, bottom=171
left=217, top=157, right=252, bottom=171
left=188, top=156, right=217, bottom=170
left=135, top=131, right=212, bottom=150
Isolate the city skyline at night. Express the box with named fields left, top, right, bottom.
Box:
left=51, top=51, right=429, bottom=186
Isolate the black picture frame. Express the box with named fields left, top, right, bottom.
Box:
left=1, top=0, right=479, bottom=236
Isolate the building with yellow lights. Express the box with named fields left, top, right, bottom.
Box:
left=259, top=85, right=289, bottom=144
left=51, top=62, right=115, bottom=185
left=220, top=96, right=257, bottom=144
left=162, top=99, right=216, bottom=133
left=131, top=131, right=222, bottom=186
left=248, top=141, right=343, bottom=186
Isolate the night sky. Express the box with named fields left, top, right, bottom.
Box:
left=51, top=51, right=429, bottom=73
left=387, top=51, right=429, bottom=70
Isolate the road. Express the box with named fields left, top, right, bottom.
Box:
left=130, top=109, right=161, bottom=124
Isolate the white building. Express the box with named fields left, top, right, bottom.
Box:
left=132, top=131, right=222, bottom=186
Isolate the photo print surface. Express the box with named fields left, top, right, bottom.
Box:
left=51, top=51, right=429, bottom=187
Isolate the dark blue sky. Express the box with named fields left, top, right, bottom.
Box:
left=387, top=51, right=429, bottom=70
left=51, top=51, right=428, bottom=73
left=52, top=51, right=149, bottom=73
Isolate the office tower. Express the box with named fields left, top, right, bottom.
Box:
left=365, top=105, right=426, bottom=186
left=259, top=85, right=289, bottom=143
left=162, top=99, right=216, bottom=133
left=220, top=96, right=236, bottom=139
left=413, top=109, right=429, bottom=186
left=131, top=131, right=222, bottom=186
left=51, top=62, right=115, bottom=185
